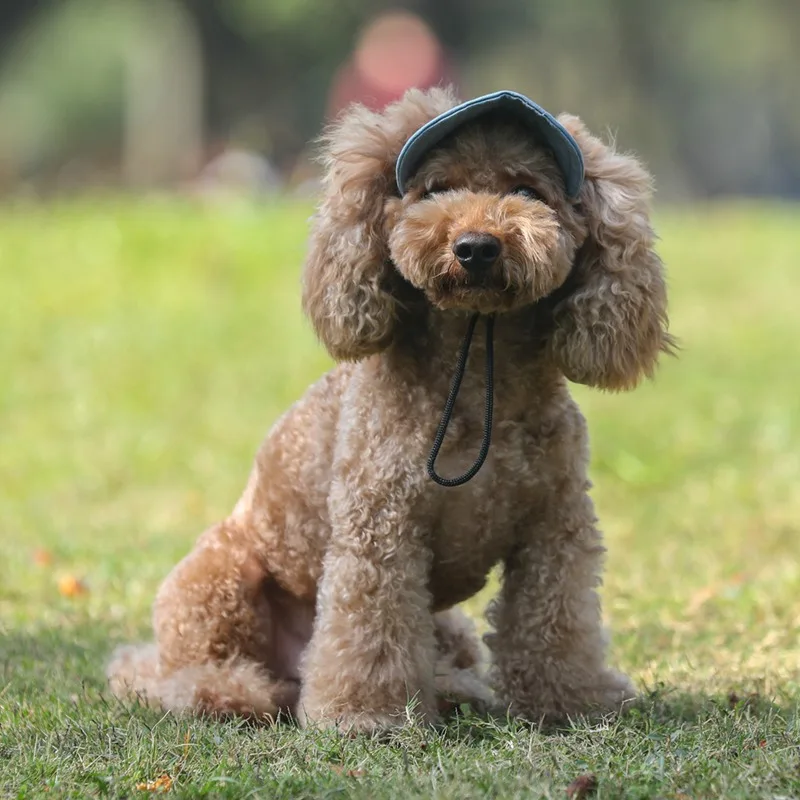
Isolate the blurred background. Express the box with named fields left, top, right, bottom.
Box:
left=2, top=2, right=800, bottom=755
left=1, top=0, right=799, bottom=200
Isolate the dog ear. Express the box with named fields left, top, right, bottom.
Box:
left=544, top=115, right=675, bottom=390
left=302, top=88, right=458, bottom=361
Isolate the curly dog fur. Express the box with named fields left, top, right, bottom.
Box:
left=108, top=87, right=673, bottom=731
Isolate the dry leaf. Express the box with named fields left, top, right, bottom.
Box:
left=135, top=774, right=173, bottom=792
left=58, top=575, right=88, bottom=597
left=33, top=548, right=54, bottom=566
left=566, top=773, right=598, bottom=799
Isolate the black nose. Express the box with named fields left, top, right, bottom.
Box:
left=453, top=232, right=502, bottom=272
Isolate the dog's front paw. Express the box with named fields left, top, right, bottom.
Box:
left=589, top=668, right=638, bottom=715
left=501, top=668, right=638, bottom=725
left=337, top=710, right=410, bottom=737
left=299, top=708, right=425, bottom=735
left=554, top=669, right=637, bottom=722
left=548, top=668, right=637, bottom=719
left=297, top=698, right=436, bottom=735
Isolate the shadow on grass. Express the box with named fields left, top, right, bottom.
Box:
left=3, top=626, right=800, bottom=798
left=2, top=625, right=798, bottom=740
left=2, top=625, right=112, bottom=693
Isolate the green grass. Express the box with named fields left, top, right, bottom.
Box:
left=1, top=198, right=799, bottom=798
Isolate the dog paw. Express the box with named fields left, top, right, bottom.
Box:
left=551, top=669, right=638, bottom=722
left=335, top=710, right=409, bottom=737
left=298, top=701, right=437, bottom=735
left=501, top=669, right=638, bottom=725
left=600, top=670, right=638, bottom=712
left=298, top=708, right=416, bottom=736
left=587, top=668, right=638, bottom=714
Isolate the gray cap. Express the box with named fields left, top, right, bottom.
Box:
left=395, top=90, right=584, bottom=198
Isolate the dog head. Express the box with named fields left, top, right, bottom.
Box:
left=386, top=110, right=583, bottom=315
left=302, top=87, right=672, bottom=389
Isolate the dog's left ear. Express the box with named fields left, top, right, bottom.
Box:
left=545, top=115, right=675, bottom=390
left=302, top=87, right=458, bottom=361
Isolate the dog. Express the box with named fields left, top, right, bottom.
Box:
left=108, top=87, right=673, bottom=732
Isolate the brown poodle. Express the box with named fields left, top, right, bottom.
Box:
left=108, top=87, right=673, bottom=732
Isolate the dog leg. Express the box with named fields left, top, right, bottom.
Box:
left=485, top=486, right=635, bottom=723
left=107, top=643, right=298, bottom=721
left=297, top=496, right=437, bottom=733
left=109, top=520, right=298, bottom=720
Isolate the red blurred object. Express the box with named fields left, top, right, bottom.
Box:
left=327, top=12, right=457, bottom=118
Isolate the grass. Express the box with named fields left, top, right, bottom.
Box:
left=1, top=197, right=799, bottom=798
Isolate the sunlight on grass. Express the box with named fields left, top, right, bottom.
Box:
left=1, top=198, right=799, bottom=797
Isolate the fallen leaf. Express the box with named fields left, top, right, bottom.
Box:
left=58, top=575, right=89, bottom=597
left=566, top=774, right=598, bottom=799
left=135, top=774, right=173, bottom=792
left=33, top=548, right=53, bottom=566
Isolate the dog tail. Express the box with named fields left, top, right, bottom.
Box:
left=106, top=643, right=162, bottom=704
left=106, top=644, right=298, bottom=721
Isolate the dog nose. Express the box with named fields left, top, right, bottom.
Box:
left=453, top=232, right=502, bottom=272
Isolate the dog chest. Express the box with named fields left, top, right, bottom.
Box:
left=422, top=408, right=573, bottom=609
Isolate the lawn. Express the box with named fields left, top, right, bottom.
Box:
left=1, top=198, right=799, bottom=798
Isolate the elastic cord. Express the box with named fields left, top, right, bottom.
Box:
left=427, top=313, right=495, bottom=487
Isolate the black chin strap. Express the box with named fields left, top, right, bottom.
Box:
left=427, top=313, right=495, bottom=487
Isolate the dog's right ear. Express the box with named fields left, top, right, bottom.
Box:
left=302, top=88, right=457, bottom=361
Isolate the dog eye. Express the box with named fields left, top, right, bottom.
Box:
left=421, top=184, right=447, bottom=199
left=509, top=185, right=543, bottom=202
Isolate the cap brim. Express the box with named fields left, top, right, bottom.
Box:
left=395, top=90, right=584, bottom=199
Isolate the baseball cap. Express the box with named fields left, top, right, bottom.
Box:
left=395, top=90, right=584, bottom=198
